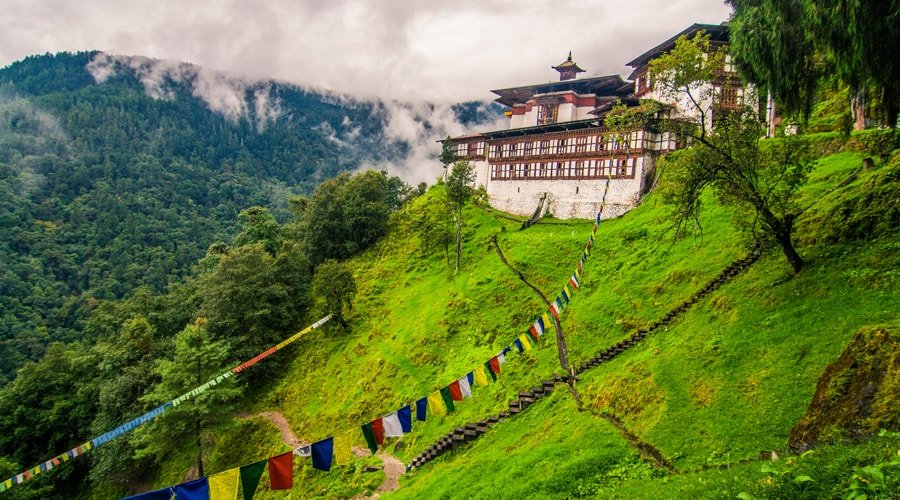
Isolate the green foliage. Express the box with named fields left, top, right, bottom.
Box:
left=198, top=243, right=310, bottom=362
left=648, top=32, right=727, bottom=137
left=648, top=34, right=813, bottom=272
left=445, top=159, right=475, bottom=272
left=728, top=0, right=900, bottom=124
left=235, top=207, right=281, bottom=256
left=133, top=321, right=241, bottom=470
left=301, top=170, right=410, bottom=266
left=0, top=52, right=411, bottom=381
left=311, top=259, right=357, bottom=327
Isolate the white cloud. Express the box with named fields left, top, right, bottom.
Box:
left=1, top=0, right=732, bottom=102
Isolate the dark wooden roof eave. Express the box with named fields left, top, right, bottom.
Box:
left=626, top=23, right=729, bottom=69
left=490, top=74, right=630, bottom=106
left=478, top=118, right=602, bottom=140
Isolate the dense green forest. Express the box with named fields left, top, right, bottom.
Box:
left=0, top=52, right=498, bottom=384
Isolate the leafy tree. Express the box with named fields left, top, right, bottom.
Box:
left=235, top=206, right=281, bottom=256
left=616, top=34, right=813, bottom=272
left=445, top=159, right=475, bottom=272
left=0, top=342, right=98, bottom=468
left=302, top=170, right=409, bottom=265
left=310, top=259, right=357, bottom=328
left=439, top=136, right=455, bottom=165
left=133, top=320, right=240, bottom=478
left=728, top=0, right=900, bottom=126
left=199, top=243, right=310, bottom=362
left=88, top=316, right=164, bottom=488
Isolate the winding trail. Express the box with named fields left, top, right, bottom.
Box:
left=240, top=411, right=404, bottom=495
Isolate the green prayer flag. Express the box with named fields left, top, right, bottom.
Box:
left=240, top=459, right=267, bottom=500
left=439, top=386, right=456, bottom=413
left=484, top=361, right=497, bottom=382
left=361, top=422, right=378, bottom=455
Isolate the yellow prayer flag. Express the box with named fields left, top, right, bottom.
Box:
left=427, top=391, right=447, bottom=416
left=473, top=365, right=489, bottom=386
left=208, top=468, right=240, bottom=500
left=334, top=430, right=354, bottom=466
left=519, top=334, right=533, bottom=351
left=542, top=313, right=551, bottom=329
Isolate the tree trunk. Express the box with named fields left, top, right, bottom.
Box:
left=195, top=419, right=204, bottom=478
left=490, top=236, right=570, bottom=373
left=774, top=228, right=804, bottom=273
left=454, top=208, right=462, bottom=272
left=851, top=87, right=867, bottom=131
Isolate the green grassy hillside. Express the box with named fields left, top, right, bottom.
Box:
left=142, top=142, right=898, bottom=499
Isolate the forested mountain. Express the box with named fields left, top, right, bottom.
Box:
left=0, top=52, right=499, bottom=383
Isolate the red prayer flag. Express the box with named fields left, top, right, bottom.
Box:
left=488, top=356, right=501, bottom=376
left=528, top=329, right=540, bottom=343
left=449, top=380, right=463, bottom=401
left=372, top=417, right=385, bottom=445
left=268, top=452, right=293, bottom=490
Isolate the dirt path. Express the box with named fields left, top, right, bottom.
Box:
left=351, top=446, right=405, bottom=498
left=237, top=411, right=304, bottom=447
left=241, top=413, right=404, bottom=495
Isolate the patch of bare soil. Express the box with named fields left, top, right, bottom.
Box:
left=788, top=326, right=899, bottom=451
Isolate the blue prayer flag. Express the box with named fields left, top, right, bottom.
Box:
left=173, top=477, right=208, bottom=499
left=312, top=438, right=334, bottom=471
left=415, top=397, right=427, bottom=422
left=397, top=405, right=412, bottom=433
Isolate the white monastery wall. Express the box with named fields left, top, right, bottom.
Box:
left=483, top=155, right=650, bottom=220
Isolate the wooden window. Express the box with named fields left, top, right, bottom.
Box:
left=537, top=104, right=558, bottom=125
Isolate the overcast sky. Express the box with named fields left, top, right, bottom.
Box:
left=2, top=0, right=731, bottom=102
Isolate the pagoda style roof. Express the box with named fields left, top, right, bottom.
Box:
left=626, top=23, right=729, bottom=70
left=552, top=52, right=586, bottom=74
left=491, top=74, right=629, bottom=107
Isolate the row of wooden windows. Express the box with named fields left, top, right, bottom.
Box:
left=488, top=135, right=640, bottom=159
left=490, top=158, right=636, bottom=180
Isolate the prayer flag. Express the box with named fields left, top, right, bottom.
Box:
left=415, top=397, right=428, bottom=421
left=473, top=365, right=489, bottom=386
left=208, top=469, right=239, bottom=500
left=542, top=312, right=551, bottom=328
left=518, top=334, right=533, bottom=351
left=569, top=275, right=579, bottom=289
left=561, top=288, right=570, bottom=304
left=361, top=422, right=378, bottom=454
left=439, top=386, right=456, bottom=413
left=427, top=391, right=447, bottom=417
left=311, top=437, right=334, bottom=472
left=467, top=372, right=474, bottom=386
left=565, top=283, right=574, bottom=297
left=174, top=477, right=209, bottom=500
left=488, top=357, right=501, bottom=378
left=502, top=346, right=512, bottom=357
left=458, top=375, right=472, bottom=398
left=293, top=446, right=311, bottom=457
left=334, top=430, right=354, bottom=466
left=240, top=460, right=266, bottom=500
left=514, top=338, right=524, bottom=353
left=122, top=486, right=173, bottom=499
left=372, top=417, right=385, bottom=445
left=528, top=328, right=540, bottom=343
left=268, top=452, right=293, bottom=490
left=550, top=302, right=561, bottom=319
left=383, top=412, right=403, bottom=438
left=448, top=380, right=463, bottom=401
left=397, top=405, right=412, bottom=433
left=484, top=360, right=498, bottom=381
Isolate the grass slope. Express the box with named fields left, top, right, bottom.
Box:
left=144, top=144, right=898, bottom=499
